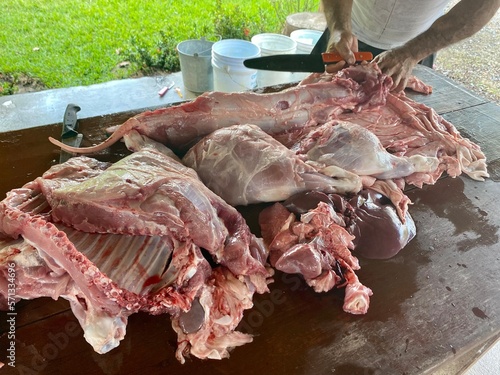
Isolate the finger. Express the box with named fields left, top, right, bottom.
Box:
left=342, top=51, right=356, bottom=65
left=390, top=74, right=405, bottom=93
left=335, top=44, right=355, bottom=65
left=351, top=36, right=359, bottom=52
left=394, top=77, right=408, bottom=93
left=325, top=61, right=346, bottom=73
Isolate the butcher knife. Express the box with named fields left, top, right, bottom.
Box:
left=243, top=52, right=373, bottom=72
left=59, top=103, right=83, bottom=163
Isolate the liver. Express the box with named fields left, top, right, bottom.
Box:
left=0, top=65, right=499, bottom=375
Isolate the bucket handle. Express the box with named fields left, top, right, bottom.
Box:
left=193, top=36, right=222, bottom=57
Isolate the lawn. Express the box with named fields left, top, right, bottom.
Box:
left=1, top=0, right=319, bottom=91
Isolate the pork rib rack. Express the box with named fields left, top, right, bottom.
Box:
left=0, top=147, right=271, bottom=362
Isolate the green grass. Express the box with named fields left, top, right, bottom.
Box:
left=0, top=0, right=319, bottom=91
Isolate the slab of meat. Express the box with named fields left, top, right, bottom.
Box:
left=48, top=63, right=392, bottom=154
left=0, top=147, right=272, bottom=359
left=183, top=124, right=362, bottom=206
left=299, top=68, right=433, bottom=95
left=292, top=120, right=439, bottom=180
left=49, top=63, right=486, bottom=193
left=334, top=92, right=489, bottom=186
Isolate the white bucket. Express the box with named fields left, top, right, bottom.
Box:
left=290, top=29, right=323, bottom=81
left=251, top=33, right=297, bottom=87
left=177, top=39, right=214, bottom=93
left=212, top=39, right=260, bottom=92
left=290, top=29, right=323, bottom=54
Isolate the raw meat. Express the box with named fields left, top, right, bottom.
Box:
left=347, top=190, right=416, bottom=259
left=292, top=120, right=439, bottom=179
left=172, top=267, right=256, bottom=363
left=183, top=124, right=362, bottom=206
left=282, top=190, right=416, bottom=259
left=259, top=199, right=372, bottom=314
left=0, top=147, right=272, bottom=359
left=48, top=63, right=487, bottom=192
left=48, top=63, right=392, bottom=154
left=299, top=68, right=433, bottom=95
left=258, top=188, right=416, bottom=314
left=7, top=61, right=490, bottom=361
left=336, top=92, right=489, bottom=185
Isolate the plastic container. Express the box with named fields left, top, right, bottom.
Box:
left=211, top=39, right=260, bottom=92
left=177, top=39, right=214, bottom=93
left=251, top=33, right=297, bottom=87
left=290, top=29, right=323, bottom=80
left=290, top=29, right=323, bottom=53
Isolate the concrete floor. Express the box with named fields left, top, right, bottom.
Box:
left=1, top=73, right=499, bottom=375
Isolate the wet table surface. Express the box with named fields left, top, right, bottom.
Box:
left=0, top=66, right=499, bottom=375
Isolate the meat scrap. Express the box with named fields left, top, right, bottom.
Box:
left=259, top=198, right=372, bottom=315
left=0, top=148, right=272, bottom=359
left=259, top=188, right=417, bottom=314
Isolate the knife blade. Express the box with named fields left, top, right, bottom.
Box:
left=59, top=103, right=83, bottom=163
left=243, top=52, right=373, bottom=72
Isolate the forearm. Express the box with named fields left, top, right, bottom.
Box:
left=401, top=0, right=500, bottom=61
left=321, top=0, right=353, bottom=33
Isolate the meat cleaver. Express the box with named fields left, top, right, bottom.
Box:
left=243, top=52, right=373, bottom=73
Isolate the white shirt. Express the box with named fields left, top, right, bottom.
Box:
left=351, top=0, right=451, bottom=50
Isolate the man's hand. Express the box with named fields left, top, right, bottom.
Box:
left=325, top=31, right=358, bottom=73
left=373, top=48, right=419, bottom=92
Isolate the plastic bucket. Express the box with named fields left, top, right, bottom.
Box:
left=289, top=29, right=323, bottom=80
left=212, top=39, right=260, bottom=92
left=290, top=29, right=323, bottom=53
left=177, top=39, right=214, bottom=93
left=251, top=33, right=297, bottom=87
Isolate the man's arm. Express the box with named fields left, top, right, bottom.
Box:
left=321, top=0, right=357, bottom=65
left=400, top=0, right=500, bottom=62
left=376, top=0, right=500, bottom=91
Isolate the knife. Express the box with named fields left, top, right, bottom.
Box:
left=59, top=103, right=83, bottom=163
left=243, top=52, right=373, bottom=72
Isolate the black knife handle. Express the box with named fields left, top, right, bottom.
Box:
left=62, top=104, right=81, bottom=138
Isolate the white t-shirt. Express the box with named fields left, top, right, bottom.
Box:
left=351, top=0, right=451, bottom=50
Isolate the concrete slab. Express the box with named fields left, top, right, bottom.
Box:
left=0, top=72, right=197, bottom=133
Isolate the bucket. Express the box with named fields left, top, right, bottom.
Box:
left=212, top=39, right=260, bottom=92
left=177, top=39, right=214, bottom=93
left=251, top=33, right=297, bottom=87
left=290, top=29, right=323, bottom=53
left=290, top=29, right=323, bottom=80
